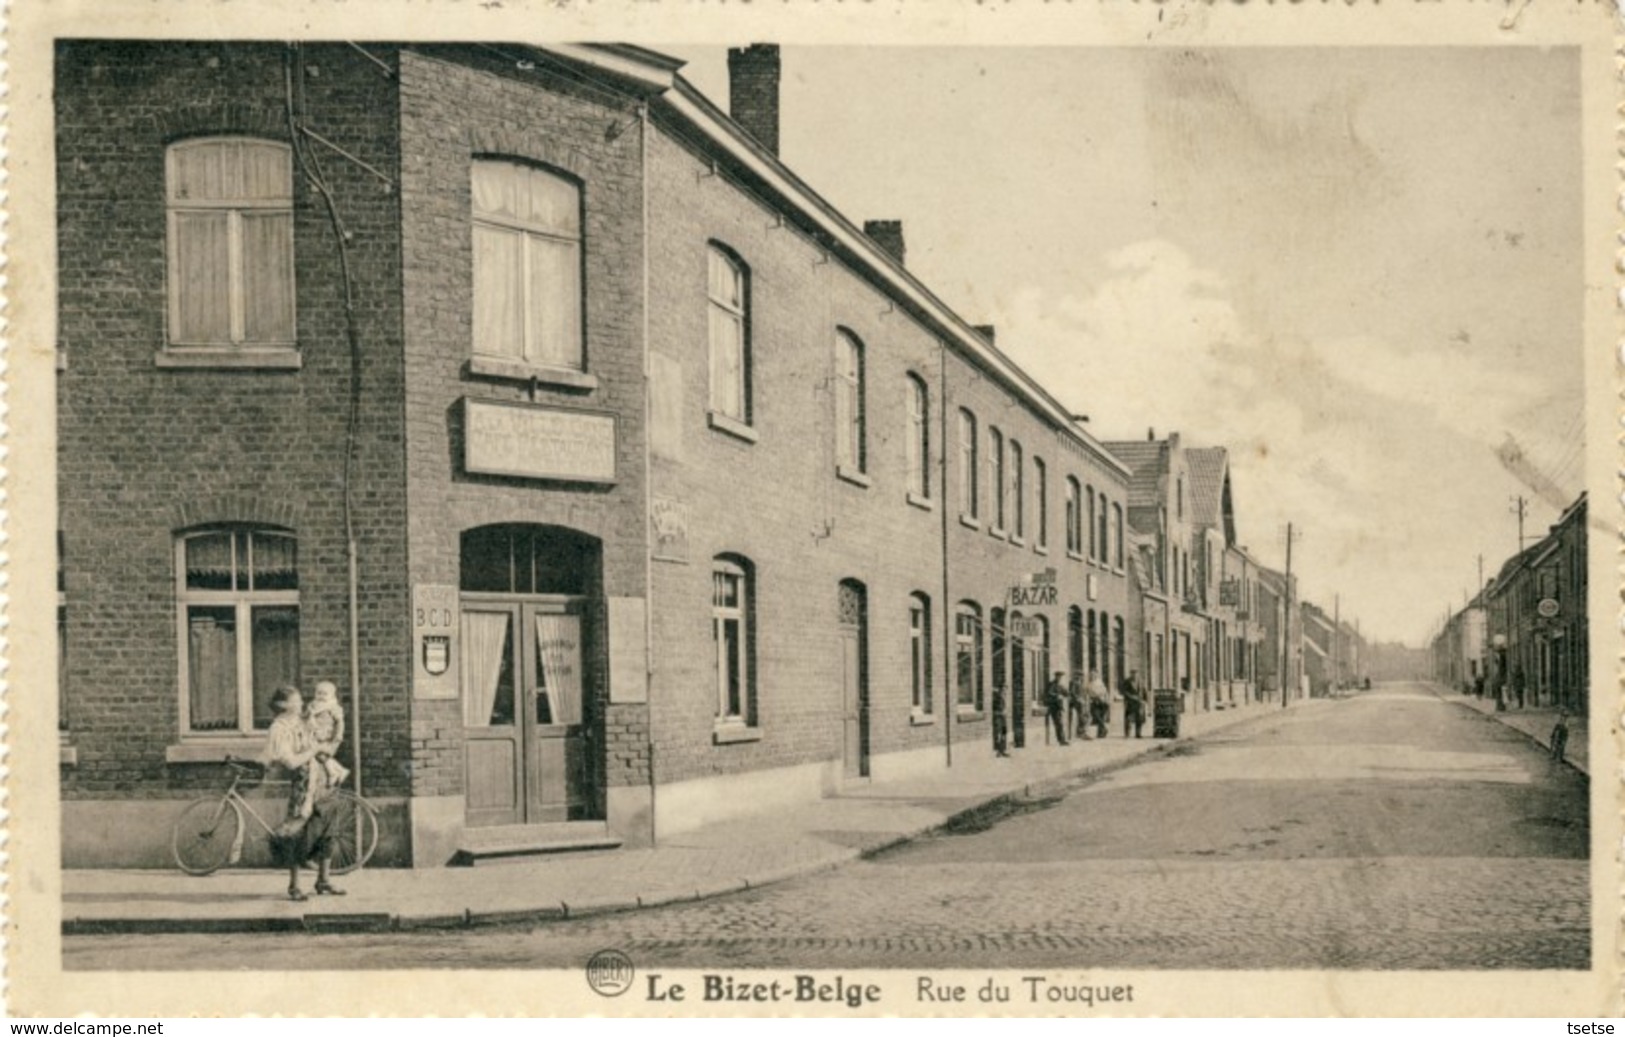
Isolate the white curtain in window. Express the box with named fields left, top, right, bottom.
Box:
left=240, top=213, right=295, bottom=342
left=188, top=607, right=238, bottom=730
left=709, top=307, right=743, bottom=419
left=172, top=212, right=232, bottom=342
left=534, top=614, right=583, bottom=726
left=473, top=225, right=524, bottom=359
left=462, top=611, right=512, bottom=727
left=251, top=606, right=300, bottom=729
left=527, top=236, right=581, bottom=368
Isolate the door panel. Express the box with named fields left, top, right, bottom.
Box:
left=527, top=606, right=588, bottom=821
left=840, top=630, right=861, bottom=779
left=462, top=607, right=522, bottom=827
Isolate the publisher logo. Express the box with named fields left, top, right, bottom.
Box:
left=586, top=949, right=635, bottom=997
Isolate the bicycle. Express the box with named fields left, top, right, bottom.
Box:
left=172, top=757, right=379, bottom=877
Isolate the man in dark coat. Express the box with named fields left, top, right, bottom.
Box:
left=1121, top=670, right=1146, bottom=739
left=1043, top=671, right=1069, bottom=746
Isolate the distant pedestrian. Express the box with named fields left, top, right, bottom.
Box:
left=1512, top=665, right=1526, bottom=709
left=991, top=688, right=1010, bottom=758
left=1086, top=669, right=1110, bottom=739
left=1121, top=670, right=1145, bottom=739
left=1549, top=710, right=1570, bottom=762
left=1474, top=672, right=1485, bottom=699
left=1067, top=674, right=1087, bottom=740
left=1043, top=671, right=1069, bottom=746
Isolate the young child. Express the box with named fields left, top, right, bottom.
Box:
left=305, top=680, right=350, bottom=790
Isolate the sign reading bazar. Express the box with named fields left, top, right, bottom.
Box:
left=1009, top=567, right=1058, bottom=608
left=463, top=398, right=617, bottom=484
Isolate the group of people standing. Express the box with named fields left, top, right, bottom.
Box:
left=990, top=669, right=1148, bottom=755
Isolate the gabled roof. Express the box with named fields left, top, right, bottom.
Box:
left=1102, top=440, right=1166, bottom=508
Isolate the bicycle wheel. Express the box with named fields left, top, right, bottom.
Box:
left=319, top=790, right=380, bottom=875
left=172, top=798, right=243, bottom=876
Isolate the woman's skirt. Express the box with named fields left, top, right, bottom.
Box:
left=269, top=764, right=338, bottom=867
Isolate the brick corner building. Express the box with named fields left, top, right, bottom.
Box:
left=57, top=41, right=1174, bottom=866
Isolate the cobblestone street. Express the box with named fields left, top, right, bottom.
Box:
left=65, top=683, right=1590, bottom=971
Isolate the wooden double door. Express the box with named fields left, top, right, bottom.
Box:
left=461, top=596, right=591, bottom=827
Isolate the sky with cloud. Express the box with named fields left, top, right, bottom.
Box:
left=670, top=46, right=1585, bottom=645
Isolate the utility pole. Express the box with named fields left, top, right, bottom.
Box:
left=1280, top=522, right=1295, bottom=709
left=1509, top=495, right=1528, bottom=551
left=1477, top=553, right=1484, bottom=594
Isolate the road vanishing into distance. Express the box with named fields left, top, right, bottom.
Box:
left=67, top=683, right=1590, bottom=971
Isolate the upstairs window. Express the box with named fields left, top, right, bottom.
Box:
left=166, top=138, right=295, bottom=347
left=1009, top=439, right=1025, bottom=540
left=958, top=409, right=979, bottom=519
left=707, top=246, right=751, bottom=424
left=176, top=527, right=299, bottom=734
left=907, top=375, right=930, bottom=498
left=1086, top=485, right=1097, bottom=559
left=1065, top=477, right=1081, bottom=554
left=988, top=427, right=1006, bottom=531
left=1033, top=457, right=1048, bottom=550
left=835, top=330, right=866, bottom=474
left=472, top=160, right=584, bottom=370
left=1114, top=502, right=1125, bottom=568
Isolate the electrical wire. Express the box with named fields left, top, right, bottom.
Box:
left=286, top=43, right=367, bottom=797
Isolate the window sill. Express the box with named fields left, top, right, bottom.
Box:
left=1034, top=544, right=1049, bottom=556
left=155, top=347, right=302, bottom=370
left=166, top=738, right=267, bottom=764
left=1067, top=550, right=1085, bottom=563
left=836, top=466, right=872, bottom=489
left=1009, top=534, right=1026, bottom=548
left=958, top=514, right=982, bottom=531
left=956, top=708, right=985, bottom=723
left=988, top=527, right=1007, bottom=542
left=909, top=711, right=936, bottom=727
left=467, top=356, right=598, bottom=392
left=712, top=723, right=763, bottom=745
left=708, top=411, right=759, bottom=444
left=906, top=492, right=934, bottom=512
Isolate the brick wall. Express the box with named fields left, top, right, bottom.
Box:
left=395, top=48, right=649, bottom=805
left=55, top=40, right=411, bottom=800
left=643, top=123, right=1135, bottom=785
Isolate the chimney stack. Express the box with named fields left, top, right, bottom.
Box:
left=728, top=44, right=781, bottom=155
left=974, top=324, right=997, bottom=346
left=1147, top=427, right=1156, bottom=441
left=863, top=220, right=906, bottom=266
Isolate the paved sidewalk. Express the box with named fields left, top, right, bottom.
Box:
left=62, top=699, right=1296, bottom=934
left=1431, top=684, right=1590, bottom=775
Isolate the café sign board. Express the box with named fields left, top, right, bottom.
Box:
left=464, top=399, right=617, bottom=484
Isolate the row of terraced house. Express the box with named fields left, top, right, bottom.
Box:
left=1430, top=493, right=1588, bottom=712
left=55, top=40, right=1314, bottom=867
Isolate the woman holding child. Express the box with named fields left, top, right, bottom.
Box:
left=260, top=683, right=348, bottom=902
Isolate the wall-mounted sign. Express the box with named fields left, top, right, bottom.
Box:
left=1537, top=598, right=1560, bottom=619
left=1010, top=616, right=1044, bottom=640
left=651, top=496, right=690, bottom=564
left=413, top=583, right=459, bottom=699
left=464, top=398, right=617, bottom=484
left=1008, top=566, right=1058, bottom=607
